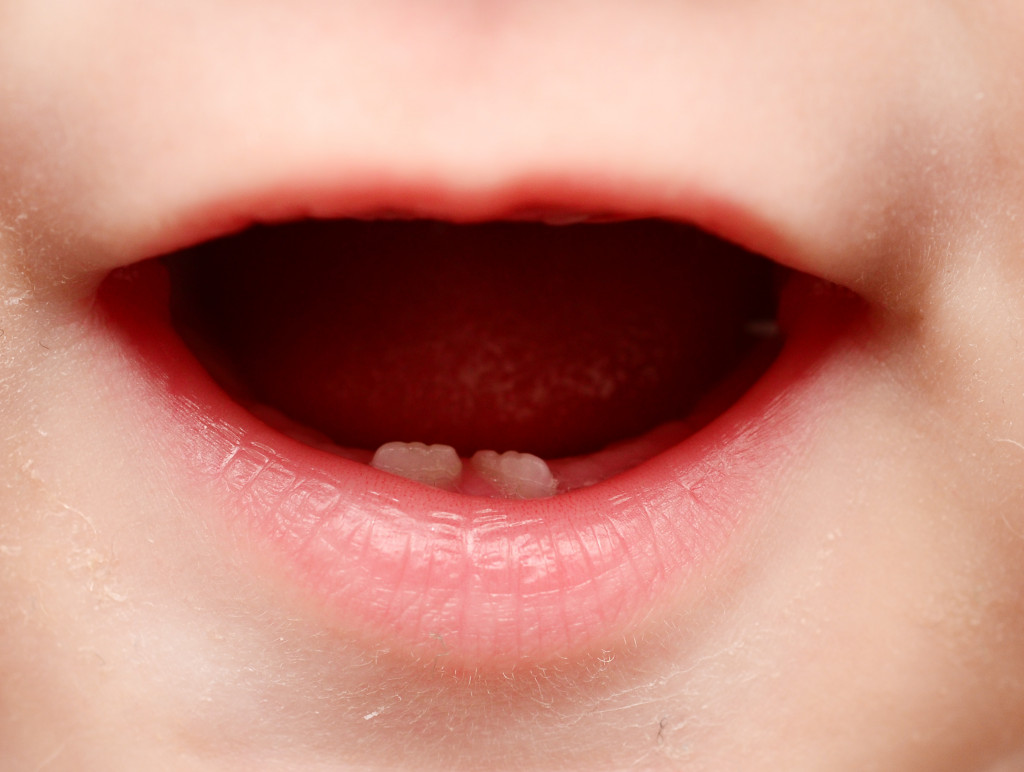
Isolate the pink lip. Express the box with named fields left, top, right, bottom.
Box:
left=92, top=183, right=863, bottom=668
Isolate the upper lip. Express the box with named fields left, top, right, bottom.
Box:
left=128, top=172, right=794, bottom=280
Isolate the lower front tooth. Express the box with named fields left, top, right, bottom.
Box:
left=371, top=441, right=462, bottom=490
left=470, top=450, right=558, bottom=499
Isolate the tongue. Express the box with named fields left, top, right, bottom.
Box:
left=168, top=219, right=774, bottom=458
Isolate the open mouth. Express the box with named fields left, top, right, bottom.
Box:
left=91, top=188, right=865, bottom=668
left=163, top=217, right=781, bottom=495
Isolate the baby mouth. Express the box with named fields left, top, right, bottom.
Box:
left=162, top=218, right=780, bottom=498
left=96, top=193, right=864, bottom=669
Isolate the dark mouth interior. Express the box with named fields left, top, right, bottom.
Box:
left=163, top=218, right=783, bottom=460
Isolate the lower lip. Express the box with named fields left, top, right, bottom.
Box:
left=96, top=258, right=861, bottom=668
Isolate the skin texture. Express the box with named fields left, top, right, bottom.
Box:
left=2, top=1, right=1024, bottom=769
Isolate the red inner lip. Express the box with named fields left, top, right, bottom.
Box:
left=91, top=192, right=866, bottom=668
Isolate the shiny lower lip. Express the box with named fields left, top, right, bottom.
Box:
left=96, top=255, right=860, bottom=668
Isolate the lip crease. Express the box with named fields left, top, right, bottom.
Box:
left=91, top=182, right=864, bottom=668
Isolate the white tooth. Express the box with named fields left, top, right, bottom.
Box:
left=471, top=450, right=558, bottom=499
left=371, top=442, right=462, bottom=490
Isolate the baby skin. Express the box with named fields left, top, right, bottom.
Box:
left=2, top=2, right=1024, bottom=770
